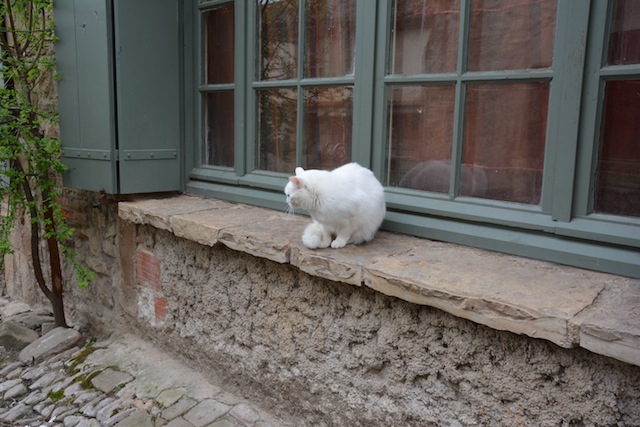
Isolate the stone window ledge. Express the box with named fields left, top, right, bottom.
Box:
left=118, top=195, right=640, bottom=367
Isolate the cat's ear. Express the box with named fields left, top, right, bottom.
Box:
left=295, top=167, right=305, bottom=175
left=289, top=176, right=304, bottom=189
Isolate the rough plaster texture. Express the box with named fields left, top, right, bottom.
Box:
left=132, top=226, right=640, bottom=426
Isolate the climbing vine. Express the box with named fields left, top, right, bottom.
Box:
left=0, top=0, right=93, bottom=327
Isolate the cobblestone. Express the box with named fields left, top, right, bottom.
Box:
left=0, top=333, right=286, bottom=427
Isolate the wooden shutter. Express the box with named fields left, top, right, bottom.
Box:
left=55, top=0, right=181, bottom=194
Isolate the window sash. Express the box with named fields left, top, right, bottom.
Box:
left=187, top=0, right=640, bottom=278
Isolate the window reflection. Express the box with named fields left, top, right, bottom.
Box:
left=205, top=92, right=234, bottom=167
left=259, top=0, right=299, bottom=81
left=303, top=86, right=353, bottom=170
left=258, top=88, right=298, bottom=173
left=468, top=0, right=556, bottom=71
left=594, top=80, right=640, bottom=217
left=305, top=0, right=356, bottom=78
left=204, top=5, right=234, bottom=85
left=390, top=0, right=460, bottom=75
left=387, top=85, right=455, bottom=191
left=464, top=83, right=548, bottom=204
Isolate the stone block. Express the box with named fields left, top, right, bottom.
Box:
left=118, top=196, right=232, bottom=231
left=575, top=280, right=640, bottom=367
left=91, top=369, right=134, bottom=394
left=218, top=215, right=305, bottom=264
left=290, top=231, right=414, bottom=286
left=363, top=243, right=607, bottom=348
left=0, top=321, right=39, bottom=350
left=184, top=399, right=231, bottom=426
left=19, top=327, right=81, bottom=364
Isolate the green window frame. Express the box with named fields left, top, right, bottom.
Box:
left=186, top=0, right=640, bottom=278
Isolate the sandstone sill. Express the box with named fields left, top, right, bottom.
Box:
left=118, top=195, right=640, bottom=367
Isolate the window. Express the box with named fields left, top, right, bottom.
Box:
left=190, top=0, right=640, bottom=278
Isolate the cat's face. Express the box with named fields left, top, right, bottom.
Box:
left=284, top=167, right=308, bottom=209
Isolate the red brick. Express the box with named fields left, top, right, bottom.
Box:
left=136, top=250, right=161, bottom=291
left=155, top=297, right=167, bottom=322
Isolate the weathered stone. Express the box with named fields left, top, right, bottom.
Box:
left=104, top=407, right=137, bottom=427
left=19, top=327, right=81, bottom=363
left=161, top=396, right=197, bottom=421
left=184, top=399, right=231, bottom=426
left=0, top=378, right=23, bottom=393
left=0, top=402, right=30, bottom=421
left=1, top=301, right=31, bottom=318
left=290, top=231, right=412, bottom=286
left=91, top=369, right=133, bottom=394
left=7, top=312, right=55, bottom=330
left=164, top=417, right=194, bottom=427
left=363, top=244, right=608, bottom=348
left=4, top=382, right=28, bottom=399
left=229, top=403, right=261, bottom=425
left=170, top=206, right=269, bottom=248
left=1, top=361, right=25, bottom=377
left=156, top=387, right=186, bottom=408
left=29, top=371, right=63, bottom=390
left=218, top=215, right=304, bottom=264
left=113, top=411, right=154, bottom=427
left=0, top=321, right=40, bottom=350
left=118, top=196, right=232, bottom=231
left=575, top=280, right=640, bottom=367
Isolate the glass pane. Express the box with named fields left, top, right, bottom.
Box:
left=205, top=91, right=234, bottom=167
left=259, top=0, right=299, bottom=81
left=204, top=4, right=235, bottom=85
left=468, top=0, right=557, bottom=71
left=463, top=83, right=549, bottom=203
left=608, top=0, right=640, bottom=65
left=390, top=0, right=460, bottom=75
left=258, top=88, right=298, bottom=172
left=304, top=0, right=356, bottom=78
left=303, top=86, right=353, bottom=170
left=594, top=80, right=640, bottom=217
left=387, top=85, right=455, bottom=191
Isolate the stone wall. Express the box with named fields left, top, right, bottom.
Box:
left=4, top=189, right=640, bottom=426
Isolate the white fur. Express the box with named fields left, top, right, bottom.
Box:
left=284, top=162, right=386, bottom=249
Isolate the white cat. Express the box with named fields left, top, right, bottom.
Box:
left=284, top=162, right=386, bottom=249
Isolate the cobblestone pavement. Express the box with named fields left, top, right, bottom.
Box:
left=0, top=333, right=287, bottom=427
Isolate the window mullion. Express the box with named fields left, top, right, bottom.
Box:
left=543, top=0, right=590, bottom=222
left=351, top=0, right=377, bottom=168
left=450, top=0, right=471, bottom=200
left=295, top=0, right=306, bottom=168
left=245, top=1, right=257, bottom=173
left=234, top=0, right=246, bottom=176
left=371, top=0, right=391, bottom=178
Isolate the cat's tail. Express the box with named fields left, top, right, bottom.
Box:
left=302, top=221, right=332, bottom=249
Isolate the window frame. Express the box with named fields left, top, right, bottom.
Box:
left=186, top=0, right=640, bottom=278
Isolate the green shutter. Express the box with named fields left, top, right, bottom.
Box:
left=55, top=0, right=118, bottom=193
left=55, top=0, right=181, bottom=194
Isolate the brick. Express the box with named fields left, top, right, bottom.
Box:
left=155, top=297, right=168, bottom=322
left=136, top=250, right=161, bottom=291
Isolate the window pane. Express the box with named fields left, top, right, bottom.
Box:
left=390, top=0, right=460, bottom=75
left=304, top=0, right=356, bottom=78
left=258, top=88, right=297, bottom=172
left=387, top=85, right=455, bottom=191
left=463, top=83, right=549, bottom=203
left=468, top=0, right=557, bottom=71
left=594, top=80, right=640, bottom=217
left=259, top=0, right=299, bottom=81
left=205, top=92, right=234, bottom=167
left=204, top=4, right=234, bottom=85
left=303, top=86, right=352, bottom=170
left=608, top=0, right=640, bottom=65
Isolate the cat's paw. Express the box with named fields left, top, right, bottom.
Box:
left=330, top=238, right=347, bottom=249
